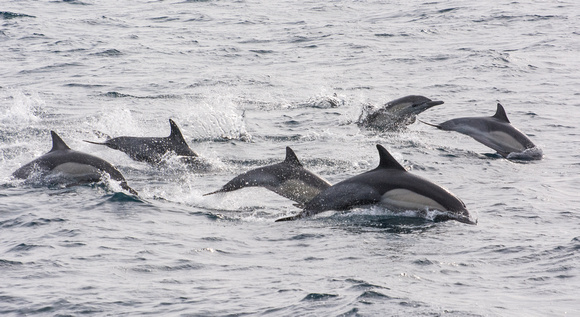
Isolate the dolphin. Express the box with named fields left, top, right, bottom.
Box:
left=421, top=103, right=539, bottom=158
left=358, top=95, right=444, bottom=131
left=276, top=145, right=474, bottom=224
left=204, top=147, right=331, bottom=204
left=13, top=131, right=137, bottom=195
left=84, top=119, right=199, bottom=164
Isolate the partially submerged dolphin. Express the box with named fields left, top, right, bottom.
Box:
left=204, top=147, right=331, bottom=204
left=276, top=145, right=474, bottom=224
left=422, top=103, right=540, bottom=159
left=85, top=119, right=199, bottom=164
left=13, top=131, right=137, bottom=195
left=358, top=95, right=444, bottom=131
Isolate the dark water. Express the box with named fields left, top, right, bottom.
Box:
left=1, top=1, right=580, bottom=316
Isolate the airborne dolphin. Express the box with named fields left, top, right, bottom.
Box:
left=204, top=147, right=331, bottom=204
left=422, top=103, right=540, bottom=159
left=13, top=131, right=137, bottom=195
left=358, top=95, right=444, bottom=131
left=85, top=119, right=199, bottom=164
left=276, top=145, right=474, bottom=224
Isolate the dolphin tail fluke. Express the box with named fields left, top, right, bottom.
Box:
left=418, top=119, right=442, bottom=129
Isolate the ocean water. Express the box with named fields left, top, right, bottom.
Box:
left=1, top=0, right=580, bottom=316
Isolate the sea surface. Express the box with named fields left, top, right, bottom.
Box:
left=1, top=0, right=580, bottom=316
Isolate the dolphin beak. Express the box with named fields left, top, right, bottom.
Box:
left=427, top=100, right=444, bottom=107
left=412, top=100, right=444, bottom=110
left=418, top=100, right=444, bottom=108
left=409, top=100, right=444, bottom=115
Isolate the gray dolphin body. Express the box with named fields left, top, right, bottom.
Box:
left=204, top=147, right=331, bottom=204
left=423, top=103, right=539, bottom=158
left=85, top=119, right=198, bottom=164
left=276, top=145, right=474, bottom=224
left=13, top=131, right=137, bottom=195
left=358, top=95, right=444, bottom=131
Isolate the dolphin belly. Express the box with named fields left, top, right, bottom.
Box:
left=487, top=131, right=527, bottom=153
left=381, top=188, right=446, bottom=211
left=49, top=162, right=102, bottom=181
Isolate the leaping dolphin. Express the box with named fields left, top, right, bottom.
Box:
left=358, top=95, right=444, bottom=131
left=204, top=147, right=331, bottom=204
left=13, top=131, right=137, bottom=195
left=276, top=145, right=474, bottom=224
left=421, top=103, right=540, bottom=159
left=84, top=119, right=199, bottom=164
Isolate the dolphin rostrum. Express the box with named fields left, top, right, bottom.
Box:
left=276, top=145, right=474, bottom=224
left=84, top=119, right=199, bottom=164
left=421, top=103, right=540, bottom=159
left=204, top=147, right=331, bottom=204
left=13, top=131, right=137, bottom=195
left=358, top=95, right=444, bottom=131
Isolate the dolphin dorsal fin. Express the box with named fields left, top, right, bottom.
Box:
left=284, top=147, right=303, bottom=167
left=50, top=131, right=71, bottom=152
left=168, top=119, right=188, bottom=144
left=376, top=145, right=406, bottom=171
left=492, top=103, right=510, bottom=123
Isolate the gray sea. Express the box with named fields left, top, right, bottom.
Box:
left=1, top=0, right=579, bottom=316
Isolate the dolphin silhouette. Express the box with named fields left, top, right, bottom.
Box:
left=13, top=131, right=137, bottom=194
left=85, top=119, right=199, bottom=164
left=204, top=147, right=331, bottom=204
left=276, top=145, right=474, bottom=224
left=421, top=103, right=540, bottom=158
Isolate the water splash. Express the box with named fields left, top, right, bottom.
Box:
left=88, top=108, right=141, bottom=137
left=0, top=89, right=46, bottom=124
left=506, top=147, right=543, bottom=161
left=184, top=93, right=251, bottom=141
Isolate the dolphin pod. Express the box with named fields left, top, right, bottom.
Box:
left=12, top=131, right=137, bottom=195
left=11, top=99, right=541, bottom=224
left=205, top=144, right=474, bottom=224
